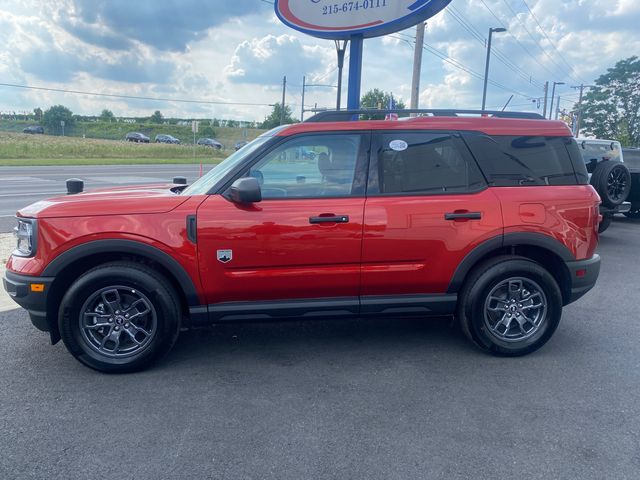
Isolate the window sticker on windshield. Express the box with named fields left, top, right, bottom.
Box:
left=389, top=139, right=408, bottom=152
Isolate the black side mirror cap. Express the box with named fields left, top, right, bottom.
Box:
left=173, top=176, right=187, bottom=185
left=229, top=177, right=262, bottom=204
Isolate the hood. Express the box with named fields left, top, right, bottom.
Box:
left=18, top=184, right=191, bottom=218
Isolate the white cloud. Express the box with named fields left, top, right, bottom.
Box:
left=0, top=0, right=638, bottom=120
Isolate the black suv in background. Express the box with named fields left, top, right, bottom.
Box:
left=622, top=148, right=640, bottom=218
left=125, top=132, right=150, bottom=143
left=155, top=134, right=181, bottom=144
left=23, top=125, right=44, bottom=134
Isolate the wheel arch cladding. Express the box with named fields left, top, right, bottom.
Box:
left=448, top=233, right=574, bottom=305
left=42, top=240, right=200, bottom=344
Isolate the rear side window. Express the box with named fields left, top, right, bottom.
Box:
left=578, top=140, right=622, bottom=173
left=370, top=132, right=486, bottom=194
left=463, top=134, right=584, bottom=186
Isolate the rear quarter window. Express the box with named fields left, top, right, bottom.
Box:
left=462, top=134, right=585, bottom=186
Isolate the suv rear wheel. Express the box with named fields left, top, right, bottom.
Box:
left=58, top=262, right=181, bottom=373
left=458, top=256, right=562, bottom=356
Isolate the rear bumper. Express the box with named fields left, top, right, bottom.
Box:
left=565, top=254, right=600, bottom=305
left=2, top=270, right=54, bottom=332
left=599, top=202, right=631, bottom=215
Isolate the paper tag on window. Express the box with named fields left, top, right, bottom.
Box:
left=389, top=140, right=408, bottom=151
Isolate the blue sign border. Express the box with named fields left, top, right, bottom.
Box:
left=274, top=0, right=452, bottom=40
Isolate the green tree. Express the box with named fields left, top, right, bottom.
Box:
left=200, top=125, right=216, bottom=138
left=150, top=110, right=164, bottom=124
left=260, top=103, right=297, bottom=129
left=42, top=105, right=75, bottom=135
left=360, top=88, right=406, bottom=119
left=100, top=109, right=115, bottom=122
left=579, top=56, right=640, bottom=146
left=33, top=107, right=43, bottom=121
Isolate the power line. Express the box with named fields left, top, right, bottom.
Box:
left=478, top=0, right=566, bottom=82
left=0, top=82, right=274, bottom=107
left=390, top=34, right=534, bottom=99
left=499, top=0, right=580, bottom=84
left=520, top=0, right=585, bottom=84
left=445, top=6, right=544, bottom=88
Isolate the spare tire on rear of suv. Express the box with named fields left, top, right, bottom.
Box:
left=590, top=161, right=631, bottom=208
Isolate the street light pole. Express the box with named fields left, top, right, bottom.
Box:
left=549, top=81, right=564, bottom=120
left=481, top=27, right=507, bottom=112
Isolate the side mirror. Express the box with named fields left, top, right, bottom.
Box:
left=229, top=177, right=262, bottom=204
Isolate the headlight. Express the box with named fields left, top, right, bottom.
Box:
left=13, top=218, right=37, bottom=257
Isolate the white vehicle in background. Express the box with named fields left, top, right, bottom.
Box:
left=576, top=138, right=631, bottom=233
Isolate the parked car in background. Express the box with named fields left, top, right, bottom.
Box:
left=234, top=140, right=249, bottom=151
left=622, top=147, right=640, bottom=218
left=23, top=125, right=44, bottom=134
left=197, top=137, right=223, bottom=149
left=576, top=138, right=631, bottom=232
left=155, top=134, right=180, bottom=144
left=125, top=132, right=150, bottom=143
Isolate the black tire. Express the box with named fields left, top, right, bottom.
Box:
left=590, top=161, right=631, bottom=208
left=598, top=214, right=613, bottom=233
left=58, top=262, right=181, bottom=373
left=457, top=256, right=563, bottom=356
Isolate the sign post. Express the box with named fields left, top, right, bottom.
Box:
left=274, top=0, right=451, bottom=111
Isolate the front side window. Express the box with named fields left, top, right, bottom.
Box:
left=371, top=132, right=486, bottom=194
left=246, top=134, right=364, bottom=199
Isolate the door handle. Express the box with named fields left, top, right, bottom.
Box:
left=309, top=215, right=350, bottom=224
left=444, top=211, right=482, bottom=221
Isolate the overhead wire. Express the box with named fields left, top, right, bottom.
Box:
left=499, top=0, right=581, bottom=84
left=0, top=82, right=275, bottom=107
left=520, top=0, right=586, bottom=84
left=445, top=5, right=544, bottom=89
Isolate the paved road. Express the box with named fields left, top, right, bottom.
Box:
left=0, top=165, right=210, bottom=232
left=0, top=218, right=639, bottom=479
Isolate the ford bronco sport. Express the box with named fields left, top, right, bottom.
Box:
left=3, top=109, right=602, bottom=372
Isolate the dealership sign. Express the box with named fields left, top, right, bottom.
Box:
left=274, top=0, right=452, bottom=40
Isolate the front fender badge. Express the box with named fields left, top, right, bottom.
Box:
left=217, top=249, right=232, bottom=263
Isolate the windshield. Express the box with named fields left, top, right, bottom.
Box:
left=182, top=136, right=272, bottom=195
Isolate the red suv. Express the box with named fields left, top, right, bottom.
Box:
left=3, top=110, right=601, bottom=372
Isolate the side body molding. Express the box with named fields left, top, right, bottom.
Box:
left=447, top=232, right=576, bottom=293
left=42, top=239, right=201, bottom=306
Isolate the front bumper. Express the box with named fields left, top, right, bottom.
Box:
left=565, top=254, right=601, bottom=305
left=2, top=270, right=54, bottom=332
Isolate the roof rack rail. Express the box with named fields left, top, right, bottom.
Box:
left=304, top=109, right=545, bottom=123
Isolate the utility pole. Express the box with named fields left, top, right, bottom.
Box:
left=542, top=81, right=549, bottom=118
left=410, top=22, right=426, bottom=114
left=555, top=96, right=561, bottom=120
left=301, top=76, right=306, bottom=121
left=549, top=81, right=564, bottom=120
left=571, top=84, right=593, bottom=137
left=335, top=40, right=348, bottom=110
left=280, top=75, right=287, bottom=125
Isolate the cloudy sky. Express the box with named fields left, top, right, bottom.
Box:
left=1, top=0, right=638, bottom=122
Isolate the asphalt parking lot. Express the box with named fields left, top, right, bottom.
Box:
left=1, top=217, right=639, bottom=480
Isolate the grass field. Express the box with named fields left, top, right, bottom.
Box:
left=0, top=130, right=263, bottom=166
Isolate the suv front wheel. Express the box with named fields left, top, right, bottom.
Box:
left=458, top=256, right=563, bottom=356
left=58, top=262, right=181, bottom=373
